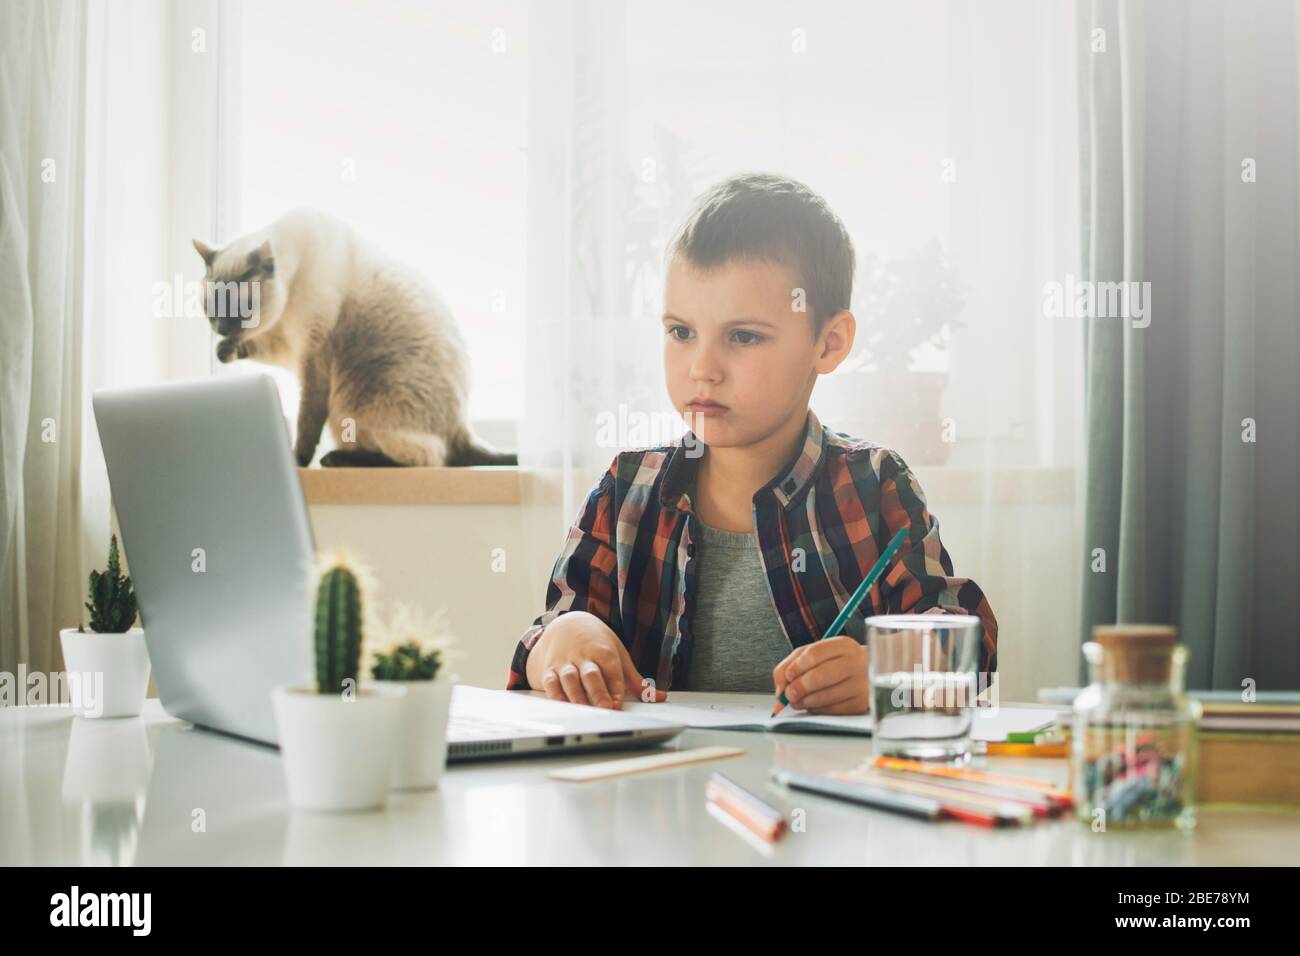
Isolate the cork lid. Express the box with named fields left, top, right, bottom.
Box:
left=1090, top=624, right=1179, bottom=683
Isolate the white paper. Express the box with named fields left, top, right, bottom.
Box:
left=621, top=691, right=871, bottom=733
left=966, top=706, right=1068, bottom=741
left=622, top=691, right=1067, bottom=740
left=618, top=692, right=773, bottom=727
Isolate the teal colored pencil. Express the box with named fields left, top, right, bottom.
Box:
left=771, top=525, right=911, bottom=716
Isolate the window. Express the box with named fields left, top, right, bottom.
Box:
left=222, top=0, right=530, bottom=436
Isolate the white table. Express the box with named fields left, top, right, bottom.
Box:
left=3, top=697, right=1296, bottom=865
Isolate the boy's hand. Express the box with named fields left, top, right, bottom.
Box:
left=772, top=637, right=871, bottom=715
left=526, top=610, right=668, bottom=709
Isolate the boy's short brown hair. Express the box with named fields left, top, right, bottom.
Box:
left=668, top=173, right=855, bottom=334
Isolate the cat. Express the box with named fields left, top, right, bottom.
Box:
left=193, top=208, right=516, bottom=467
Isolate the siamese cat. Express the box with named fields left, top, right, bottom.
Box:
left=193, top=208, right=515, bottom=467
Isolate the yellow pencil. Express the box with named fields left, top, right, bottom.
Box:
left=872, top=756, right=1070, bottom=794
left=983, top=742, right=1069, bottom=758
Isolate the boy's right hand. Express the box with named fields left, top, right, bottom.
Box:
left=526, top=610, right=668, bottom=709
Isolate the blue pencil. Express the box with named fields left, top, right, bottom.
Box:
left=770, top=525, right=911, bottom=717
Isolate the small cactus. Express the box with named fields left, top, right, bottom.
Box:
left=368, top=601, right=454, bottom=682
left=313, top=558, right=364, bottom=696
left=84, top=534, right=139, bottom=633
left=371, top=642, right=442, bottom=681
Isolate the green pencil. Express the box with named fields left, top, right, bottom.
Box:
left=771, top=525, right=911, bottom=717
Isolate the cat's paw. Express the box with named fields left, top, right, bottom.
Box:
left=216, top=337, right=239, bottom=363
left=318, top=450, right=344, bottom=468
left=295, top=446, right=316, bottom=467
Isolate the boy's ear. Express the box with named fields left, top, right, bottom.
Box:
left=816, top=309, right=857, bottom=372
left=192, top=239, right=216, bottom=267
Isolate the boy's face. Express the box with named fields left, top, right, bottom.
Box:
left=663, top=254, right=839, bottom=450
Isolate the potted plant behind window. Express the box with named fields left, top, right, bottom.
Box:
left=59, top=534, right=151, bottom=718
left=815, top=238, right=965, bottom=465
left=271, top=550, right=404, bottom=812
left=369, top=601, right=459, bottom=790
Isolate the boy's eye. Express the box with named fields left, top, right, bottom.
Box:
left=665, top=325, right=765, bottom=345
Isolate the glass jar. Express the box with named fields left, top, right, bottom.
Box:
left=1070, top=625, right=1201, bottom=831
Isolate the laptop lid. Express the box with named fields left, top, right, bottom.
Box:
left=93, top=373, right=314, bottom=745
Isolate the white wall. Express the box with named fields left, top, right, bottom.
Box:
left=307, top=503, right=556, bottom=690
left=307, top=490, right=1081, bottom=701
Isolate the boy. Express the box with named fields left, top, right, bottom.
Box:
left=507, top=173, right=997, bottom=715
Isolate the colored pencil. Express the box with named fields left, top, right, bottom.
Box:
left=820, top=770, right=1029, bottom=826
left=836, top=771, right=1035, bottom=824
left=871, top=755, right=1074, bottom=804
left=854, top=768, right=1063, bottom=817
left=983, top=741, right=1069, bottom=758
left=771, top=768, right=942, bottom=821
left=706, top=773, right=788, bottom=842
left=771, top=525, right=911, bottom=717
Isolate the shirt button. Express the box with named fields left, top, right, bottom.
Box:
left=687, top=544, right=695, bottom=557
left=783, top=478, right=796, bottom=493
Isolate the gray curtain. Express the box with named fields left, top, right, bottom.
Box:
left=1079, top=0, right=1300, bottom=690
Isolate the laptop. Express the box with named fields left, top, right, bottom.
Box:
left=94, top=373, right=683, bottom=756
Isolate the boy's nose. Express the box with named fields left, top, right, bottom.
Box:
left=688, top=347, right=723, bottom=382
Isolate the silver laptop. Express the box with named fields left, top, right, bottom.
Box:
left=447, top=685, right=680, bottom=762
left=94, top=373, right=683, bottom=756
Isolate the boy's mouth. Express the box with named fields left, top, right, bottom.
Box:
left=686, top=398, right=729, bottom=417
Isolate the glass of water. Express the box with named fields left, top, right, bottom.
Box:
left=866, top=615, right=984, bottom=761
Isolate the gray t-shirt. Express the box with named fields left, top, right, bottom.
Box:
left=684, top=519, right=794, bottom=692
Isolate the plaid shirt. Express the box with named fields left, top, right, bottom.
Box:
left=507, top=408, right=997, bottom=692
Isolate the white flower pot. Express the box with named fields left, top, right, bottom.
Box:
left=271, top=683, right=405, bottom=812
left=58, top=627, right=151, bottom=718
left=373, top=672, right=457, bottom=790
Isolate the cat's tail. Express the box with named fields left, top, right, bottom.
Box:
left=448, top=430, right=518, bottom=467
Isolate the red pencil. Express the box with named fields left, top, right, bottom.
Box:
left=706, top=774, right=788, bottom=842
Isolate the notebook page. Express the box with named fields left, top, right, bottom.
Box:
left=619, top=691, right=780, bottom=729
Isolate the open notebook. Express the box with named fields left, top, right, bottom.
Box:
left=620, top=691, right=1066, bottom=740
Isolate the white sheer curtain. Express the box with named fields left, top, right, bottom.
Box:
left=0, top=0, right=98, bottom=679
left=518, top=0, right=1085, bottom=702
left=1, top=0, right=194, bottom=678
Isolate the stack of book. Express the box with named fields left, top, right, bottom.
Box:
left=1039, top=688, right=1300, bottom=806
left=1193, top=691, right=1300, bottom=806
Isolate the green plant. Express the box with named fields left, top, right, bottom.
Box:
left=313, top=557, right=364, bottom=695
left=371, top=642, right=443, bottom=681
left=84, top=534, right=139, bottom=633
left=368, top=600, right=453, bottom=682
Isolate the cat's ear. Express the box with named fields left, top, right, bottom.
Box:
left=192, top=239, right=216, bottom=267
left=247, top=240, right=275, bottom=277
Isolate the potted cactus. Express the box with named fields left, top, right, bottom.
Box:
left=270, top=550, right=405, bottom=812
left=60, top=534, right=151, bottom=718
left=369, top=602, right=458, bottom=790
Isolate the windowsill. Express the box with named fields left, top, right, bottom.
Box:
left=299, top=465, right=1074, bottom=507
left=911, top=466, right=1076, bottom=507
left=299, top=467, right=522, bottom=506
